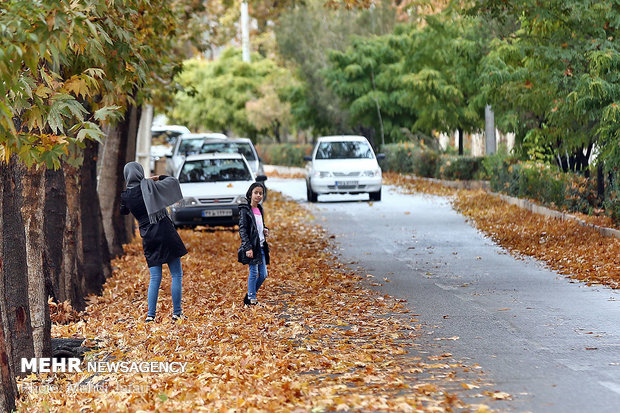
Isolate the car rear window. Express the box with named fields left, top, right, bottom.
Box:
left=199, top=142, right=256, bottom=160
left=179, top=158, right=252, bottom=183
left=178, top=138, right=205, bottom=155
left=315, top=141, right=373, bottom=160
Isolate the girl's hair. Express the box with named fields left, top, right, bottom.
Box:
left=246, top=182, right=267, bottom=201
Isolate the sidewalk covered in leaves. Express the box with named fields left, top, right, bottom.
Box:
left=17, top=192, right=504, bottom=412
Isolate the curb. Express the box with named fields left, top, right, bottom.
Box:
left=494, top=192, right=620, bottom=240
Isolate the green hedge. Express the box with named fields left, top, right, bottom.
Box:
left=437, top=155, right=486, bottom=181
left=380, top=143, right=439, bottom=177
left=380, top=143, right=485, bottom=180
left=255, top=143, right=313, bottom=168
left=483, top=152, right=605, bottom=217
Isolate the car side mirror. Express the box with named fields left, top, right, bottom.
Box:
left=256, top=175, right=268, bottom=182
left=303, top=155, right=312, bottom=161
left=376, top=153, right=386, bottom=160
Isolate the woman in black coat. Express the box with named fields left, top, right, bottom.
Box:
left=238, top=182, right=270, bottom=306
left=120, top=162, right=188, bottom=322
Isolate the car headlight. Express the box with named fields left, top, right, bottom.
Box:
left=362, top=169, right=381, bottom=177
left=234, top=196, right=245, bottom=204
left=173, top=197, right=199, bottom=209
left=312, top=170, right=332, bottom=178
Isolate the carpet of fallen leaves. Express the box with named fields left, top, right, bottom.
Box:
left=17, top=191, right=503, bottom=412
left=384, top=172, right=620, bottom=288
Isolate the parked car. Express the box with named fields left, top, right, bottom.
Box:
left=198, top=137, right=264, bottom=176
left=165, top=132, right=227, bottom=176
left=171, top=153, right=267, bottom=228
left=304, top=135, right=384, bottom=202
left=151, top=125, right=191, bottom=146
left=150, top=125, right=191, bottom=173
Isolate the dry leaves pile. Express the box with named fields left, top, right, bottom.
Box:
left=264, top=169, right=306, bottom=180
left=17, top=192, right=499, bottom=412
left=384, top=172, right=620, bottom=288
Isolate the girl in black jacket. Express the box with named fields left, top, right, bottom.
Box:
left=238, top=182, right=270, bottom=306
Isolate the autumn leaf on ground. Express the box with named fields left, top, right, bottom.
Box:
left=17, top=191, right=502, bottom=412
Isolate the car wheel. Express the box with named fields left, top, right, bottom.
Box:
left=369, top=189, right=381, bottom=201
left=307, top=181, right=318, bottom=203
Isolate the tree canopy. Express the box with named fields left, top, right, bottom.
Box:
left=0, top=0, right=204, bottom=168
left=474, top=0, right=620, bottom=170
left=168, top=48, right=295, bottom=139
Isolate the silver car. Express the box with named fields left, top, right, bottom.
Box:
left=198, top=137, right=264, bottom=176
left=165, top=132, right=227, bottom=176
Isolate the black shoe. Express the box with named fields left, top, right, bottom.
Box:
left=145, top=316, right=155, bottom=323
left=243, top=293, right=251, bottom=306
left=172, top=313, right=187, bottom=321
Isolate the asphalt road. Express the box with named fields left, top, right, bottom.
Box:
left=267, top=177, right=620, bottom=413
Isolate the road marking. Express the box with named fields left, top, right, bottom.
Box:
left=557, top=359, right=591, bottom=371
left=434, top=283, right=458, bottom=291
left=599, top=381, right=620, bottom=395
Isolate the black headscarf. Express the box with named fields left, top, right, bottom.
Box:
left=123, top=162, right=184, bottom=224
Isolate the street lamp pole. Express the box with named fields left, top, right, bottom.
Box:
left=241, top=0, right=250, bottom=63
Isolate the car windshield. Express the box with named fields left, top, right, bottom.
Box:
left=178, top=138, right=205, bottom=156
left=199, top=142, right=256, bottom=161
left=179, top=158, right=252, bottom=183
left=315, top=141, right=373, bottom=160
left=151, top=130, right=185, bottom=146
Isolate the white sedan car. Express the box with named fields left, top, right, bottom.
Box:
left=165, top=132, right=228, bottom=176
left=171, top=153, right=267, bottom=228
left=304, top=135, right=385, bottom=202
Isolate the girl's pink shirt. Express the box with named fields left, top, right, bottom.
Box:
left=252, top=207, right=261, bottom=215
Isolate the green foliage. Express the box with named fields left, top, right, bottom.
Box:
left=475, top=0, right=620, bottom=171
left=169, top=48, right=294, bottom=138
left=380, top=143, right=439, bottom=178
left=325, top=35, right=409, bottom=144
left=275, top=0, right=397, bottom=136
left=437, top=156, right=487, bottom=181
left=395, top=15, right=489, bottom=139
left=255, top=143, right=313, bottom=167
left=485, top=156, right=604, bottom=216
left=482, top=150, right=516, bottom=191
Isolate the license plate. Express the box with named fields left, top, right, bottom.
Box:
left=335, top=181, right=358, bottom=187
left=202, top=209, right=233, bottom=217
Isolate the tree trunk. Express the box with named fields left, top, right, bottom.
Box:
left=597, top=162, right=605, bottom=203
left=0, top=156, right=35, bottom=374
left=0, top=310, right=16, bottom=412
left=98, top=105, right=139, bottom=258
left=0, top=158, right=20, bottom=412
left=44, top=169, right=67, bottom=302
left=458, top=127, right=464, bottom=155
left=63, top=163, right=86, bottom=311
left=80, top=140, right=111, bottom=297
left=272, top=120, right=281, bottom=144
left=21, top=166, right=52, bottom=358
